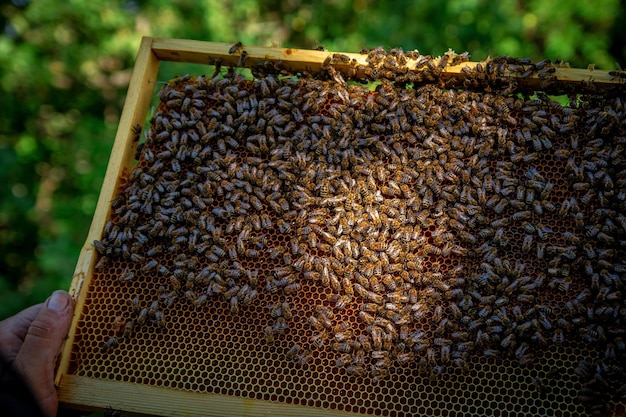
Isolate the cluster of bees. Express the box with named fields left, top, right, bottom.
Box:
left=93, top=46, right=626, bottom=414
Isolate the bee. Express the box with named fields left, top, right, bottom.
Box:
left=574, top=212, right=585, bottom=228
left=517, top=294, right=535, bottom=303
left=359, top=303, right=382, bottom=315
left=229, top=41, right=243, bottom=54
left=519, top=234, right=535, bottom=252
left=572, top=181, right=591, bottom=192
left=332, top=342, right=353, bottom=353
left=334, top=325, right=354, bottom=345
left=359, top=311, right=376, bottom=325
left=264, top=326, right=275, bottom=343
left=237, top=51, right=253, bottom=71
left=315, top=305, right=335, bottom=322
left=420, top=346, right=438, bottom=368
left=396, top=350, right=414, bottom=365
left=335, top=295, right=353, bottom=309
left=283, top=282, right=301, bottom=294
left=286, top=344, right=301, bottom=360
left=291, top=349, right=313, bottom=366
left=141, top=259, right=158, bottom=273
left=270, top=317, right=287, bottom=334
left=102, top=337, right=119, bottom=353
left=116, top=266, right=136, bottom=283
left=512, top=210, right=531, bottom=221
left=335, top=353, right=353, bottom=368
left=310, top=331, right=328, bottom=348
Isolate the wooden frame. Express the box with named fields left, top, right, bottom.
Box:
left=55, top=37, right=624, bottom=416
left=149, top=38, right=621, bottom=89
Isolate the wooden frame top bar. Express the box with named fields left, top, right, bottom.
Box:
left=150, top=37, right=622, bottom=91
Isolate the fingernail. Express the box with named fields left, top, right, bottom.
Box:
left=47, top=290, right=70, bottom=313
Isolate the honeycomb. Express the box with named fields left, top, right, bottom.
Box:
left=73, top=50, right=626, bottom=416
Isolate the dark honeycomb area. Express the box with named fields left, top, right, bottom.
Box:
left=75, top=51, right=625, bottom=416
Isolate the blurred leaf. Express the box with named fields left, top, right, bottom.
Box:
left=0, top=0, right=623, bottom=318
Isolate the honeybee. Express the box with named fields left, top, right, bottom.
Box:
left=102, top=337, right=119, bottom=353
left=513, top=210, right=531, bottom=221
left=335, top=295, right=353, bottom=309
left=264, top=326, right=275, bottom=343
left=286, top=343, right=301, bottom=360
left=293, top=350, right=311, bottom=366
left=229, top=41, right=243, bottom=54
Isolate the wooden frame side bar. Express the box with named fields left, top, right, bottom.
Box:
left=55, top=36, right=161, bottom=385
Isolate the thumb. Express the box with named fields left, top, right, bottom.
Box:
left=13, top=290, right=74, bottom=417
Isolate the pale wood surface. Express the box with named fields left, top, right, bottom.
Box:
left=151, top=37, right=622, bottom=90
left=58, top=375, right=369, bottom=417
left=55, top=36, right=161, bottom=385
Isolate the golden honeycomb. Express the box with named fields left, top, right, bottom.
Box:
left=71, top=49, right=625, bottom=416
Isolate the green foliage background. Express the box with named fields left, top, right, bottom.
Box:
left=0, top=0, right=624, bottom=318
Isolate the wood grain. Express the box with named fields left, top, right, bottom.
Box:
left=150, top=37, right=622, bottom=90
left=55, top=36, right=160, bottom=385
left=58, top=375, right=367, bottom=417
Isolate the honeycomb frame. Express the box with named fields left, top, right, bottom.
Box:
left=55, top=37, right=626, bottom=417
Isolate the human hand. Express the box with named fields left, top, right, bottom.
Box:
left=0, top=290, right=74, bottom=417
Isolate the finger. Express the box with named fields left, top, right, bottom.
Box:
left=0, top=304, right=43, bottom=362
left=13, top=290, right=74, bottom=417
